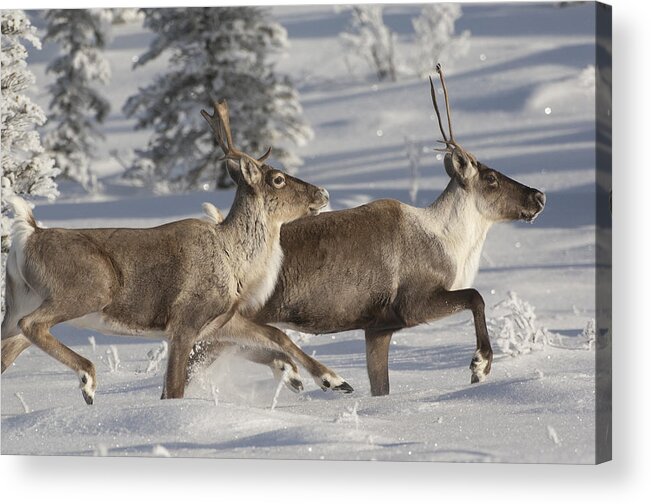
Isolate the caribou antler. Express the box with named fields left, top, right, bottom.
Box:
left=429, top=64, right=478, bottom=163
left=436, top=63, right=455, bottom=144
left=429, top=75, right=448, bottom=145
left=200, top=99, right=272, bottom=166
left=430, top=63, right=458, bottom=152
left=200, top=100, right=235, bottom=159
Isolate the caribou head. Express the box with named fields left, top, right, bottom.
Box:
left=430, top=64, right=545, bottom=223
left=201, top=100, right=329, bottom=224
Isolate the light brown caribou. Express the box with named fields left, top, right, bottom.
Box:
left=188, top=65, right=546, bottom=396
left=1, top=99, right=353, bottom=404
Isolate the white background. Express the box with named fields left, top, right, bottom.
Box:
left=1, top=0, right=648, bottom=501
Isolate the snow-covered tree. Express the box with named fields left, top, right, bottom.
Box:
left=107, top=8, right=143, bottom=25
left=412, top=4, right=470, bottom=77
left=487, top=291, right=553, bottom=356
left=1, top=10, right=58, bottom=309
left=341, top=6, right=397, bottom=82
left=43, top=9, right=112, bottom=191
left=123, top=7, right=312, bottom=191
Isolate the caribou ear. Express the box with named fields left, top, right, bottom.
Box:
left=225, top=159, right=241, bottom=183
left=238, top=158, right=262, bottom=187
left=444, top=149, right=476, bottom=184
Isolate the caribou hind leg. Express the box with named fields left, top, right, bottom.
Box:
left=12, top=273, right=113, bottom=404
left=1, top=307, right=30, bottom=374
left=249, top=347, right=304, bottom=393
left=17, top=298, right=109, bottom=405
left=199, top=313, right=353, bottom=394
left=1, top=261, right=40, bottom=372
left=1, top=335, right=32, bottom=373
left=188, top=341, right=304, bottom=393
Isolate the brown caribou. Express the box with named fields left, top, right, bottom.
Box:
left=1, top=99, right=354, bottom=404
left=189, top=65, right=546, bottom=396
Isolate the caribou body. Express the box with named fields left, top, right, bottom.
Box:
left=1, top=99, right=353, bottom=404
left=189, top=66, right=546, bottom=396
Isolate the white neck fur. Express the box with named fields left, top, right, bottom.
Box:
left=424, top=179, right=493, bottom=289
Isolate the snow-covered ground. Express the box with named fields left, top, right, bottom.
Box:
left=1, top=3, right=606, bottom=463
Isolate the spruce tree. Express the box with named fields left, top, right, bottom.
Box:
left=43, top=9, right=112, bottom=191
left=1, top=10, right=58, bottom=308
left=123, top=7, right=312, bottom=191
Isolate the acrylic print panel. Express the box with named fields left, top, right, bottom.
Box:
left=0, top=2, right=611, bottom=463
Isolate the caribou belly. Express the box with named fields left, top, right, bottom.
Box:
left=66, top=312, right=167, bottom=340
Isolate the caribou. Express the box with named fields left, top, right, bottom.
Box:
left=188, top=65, right=546, bottom=396
left=1, top=99, right=353, bottom=404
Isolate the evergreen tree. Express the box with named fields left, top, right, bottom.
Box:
left=341, top=6, right=397, bottom=82
left=412, top=4, right=470, bottom=77
left=1, top=10, right=58, bottom=308
left=108, top=8, right=143, bottom=25
left=123, top=7, right=312, bottom=191
left=43, top=9, right=112, bottom=191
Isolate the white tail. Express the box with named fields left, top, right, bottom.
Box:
left=5, top=196, right=38, bottom=259
left=201, top=202, right=224, bottom=224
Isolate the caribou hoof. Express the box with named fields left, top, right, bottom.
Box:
left=470, top=373, right=484, bottom=384
left=317, top=373, right=354, bottom=394
left=273, top=361, right=304, bottom=394
left=79, top=370, right=95, bottom=405
left=82, top=390, right=94, bottom=405
left=288, top=377, right=304, bottom=393
left=333, top=381, right=354, bottom=394
left=469, top=349, right=490, bottom=384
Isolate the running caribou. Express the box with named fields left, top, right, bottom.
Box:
left=189, top=65, right=546, bottom=396
left=1, top=99, right=353, bottom=404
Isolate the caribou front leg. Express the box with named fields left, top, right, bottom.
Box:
left=163, top=307, right=237, bottom=399
left=398, top=288, right=493, bottom=386
left=161, top=338, right=194, bottom=399
left=364, top=328, right=395, bottom=396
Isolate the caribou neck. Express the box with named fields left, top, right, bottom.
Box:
left=221, top=186, right=278, bottom=264
left=426, top=179, right=493, bottom=289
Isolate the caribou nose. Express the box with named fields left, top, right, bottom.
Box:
left=318, top=187, right=330, bottom=205
left=309, top=187, right=330, bottom=215
left=533, top=190, right=546, bottom=210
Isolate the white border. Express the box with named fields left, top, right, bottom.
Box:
left=2, top=0, right=649, bottom=502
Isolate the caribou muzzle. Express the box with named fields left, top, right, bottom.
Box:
left=309, top=187, right=330, bottom=215
left=521, top=189, right=546, bottom=222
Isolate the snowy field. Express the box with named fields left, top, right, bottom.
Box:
left=1, top=3, right=607, bottom=463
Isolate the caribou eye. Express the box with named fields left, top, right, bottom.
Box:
left=485, top=173, right=498, bottom=185
left=272, top=174, right=286, bottom=188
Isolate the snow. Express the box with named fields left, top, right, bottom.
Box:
left=2, top=3, right=606, bottom=464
